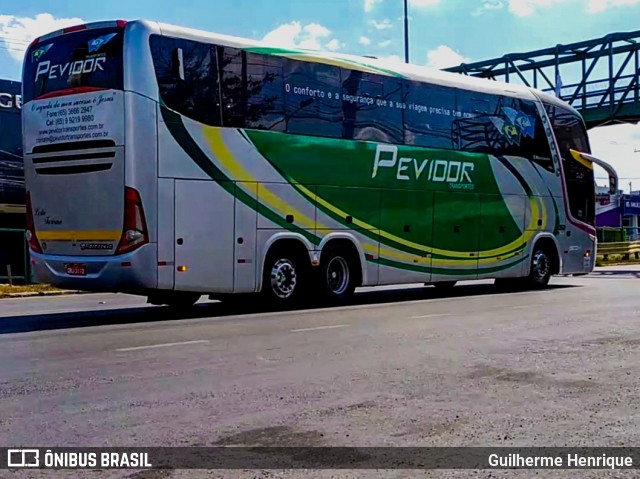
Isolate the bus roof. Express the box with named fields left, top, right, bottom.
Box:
left=151, top=20, right=541, bottom=101
left=35, top=19, right=580, bottom=113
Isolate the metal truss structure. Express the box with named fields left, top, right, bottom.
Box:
left=444, top=30, right=640, bottom=129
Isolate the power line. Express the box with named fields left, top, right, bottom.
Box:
left=0, top=35, right=30, bottom=45
left=0, top=45, right=26, bottom=53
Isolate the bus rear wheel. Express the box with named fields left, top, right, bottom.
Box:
left=261, top=247, right=309, bottom=307
left=319, top=244, right=357, bottom=303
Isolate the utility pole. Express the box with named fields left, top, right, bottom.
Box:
left=404, top=0, right=410, bottom=63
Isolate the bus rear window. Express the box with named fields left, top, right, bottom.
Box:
left=24, top=27, right=124, bottom=103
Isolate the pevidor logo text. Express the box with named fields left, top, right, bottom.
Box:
left=371, top=144, right=475, bottom=189
left=35, top=57, right=106, bottom=82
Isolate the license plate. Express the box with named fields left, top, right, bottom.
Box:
left=65, top=264, right=87, bottom=276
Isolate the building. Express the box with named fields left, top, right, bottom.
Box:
left=595, top=184, right=640, bottom=241
left=596, top=185, right=622, bottom=228
left=0, top=78, right=26, bottom=282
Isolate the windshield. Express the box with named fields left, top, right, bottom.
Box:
left=544, top=103, right=595, bottom=227
left=23, top=26, right=124, bottom=103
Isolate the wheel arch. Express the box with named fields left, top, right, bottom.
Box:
left=257, top=233, right=315, bottom=293
left=525, top=233, right=561, bottom=276
left=318, top=233, right=367, bottom=287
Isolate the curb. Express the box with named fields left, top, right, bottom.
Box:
left=0, top=290, right=89, bottom=299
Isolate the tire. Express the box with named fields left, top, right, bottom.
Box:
left=319, top=244, right=358, bottom=303
left=261, top=248, right=309, bottom=306
left=524, top=244, right=553, bottom=289
left=433, top=281, right=457, bottom=289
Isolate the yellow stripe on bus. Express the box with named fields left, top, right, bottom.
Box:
left=36, top=230, right=121, bottom=241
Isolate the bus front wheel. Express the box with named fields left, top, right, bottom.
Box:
left=524, top=244, right=553, bottom=288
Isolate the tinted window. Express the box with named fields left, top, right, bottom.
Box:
left=24, top=27, right=124, bottom=103
left=218, top=51, right=286, bottom=131
left=404, top=81, right=457, bottom=149
left=218, top=46, right=244, bottom=127
left=283, top=59, right=342, bottom=138
left=150, top=35, right=220, bottom=126
left=245, top=53, right=285, bottom=131
left=545, top=103, right=594, bottom=225
left=342, top=71, right=403, bottom=143
left=452, top=92, right=552, bottom=167
left=0, top=79, right=24, bottom=207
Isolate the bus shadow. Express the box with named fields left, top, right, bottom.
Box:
left=0, top=282, right=578, bottom=335
left=587, top=270, right=640, bottom=278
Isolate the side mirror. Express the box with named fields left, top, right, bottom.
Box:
left=570, top=149, right=618, bottom=195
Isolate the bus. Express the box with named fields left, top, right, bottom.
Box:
left=22, top=20, right=618, bottom=307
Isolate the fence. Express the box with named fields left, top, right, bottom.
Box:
left=0, top=228, right=31, bottom=284
left=596, top=226, right=640, bottom=243
left=597, top=241, right=640, bottom=261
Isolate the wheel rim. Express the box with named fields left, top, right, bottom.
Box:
left=326, top=256, right=349, bottom=295
left=532, top=250, right=550, bottom=280
left=270, top=258, right=297, bottom=299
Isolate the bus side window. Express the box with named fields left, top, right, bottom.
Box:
left=244, top=53, right=285, bottom=132
left=452, top=91, right=554, bottom=172
left=218, top=46, right=245, bottom=128
left=150, top=35, right=221, bottom=126
left=403, top=81, right=456, bottom=150
left=451, top=91, right=500, bottom=154
left=282, top=58, right=342, bottom=139
left=341, top=70, right=403, bottom=144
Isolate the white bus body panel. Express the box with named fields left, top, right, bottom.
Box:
left=173, top=179, right=235, bottom=293
left=234, top=182, right=258, bottom=293
left=157, top=177, right=175, bottom=290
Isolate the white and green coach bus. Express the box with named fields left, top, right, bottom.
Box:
left=22, top=20, right=618, bottom=307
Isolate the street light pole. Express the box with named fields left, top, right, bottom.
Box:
left=404, top=0, right=409, bottom=63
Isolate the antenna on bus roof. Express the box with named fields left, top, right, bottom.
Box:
left=362, top=55, right=378, bottom=59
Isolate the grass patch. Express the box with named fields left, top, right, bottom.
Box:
left=0, top=283, right=66, bottom=298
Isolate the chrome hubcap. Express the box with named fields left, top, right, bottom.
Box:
left=270, top=259, right=297, bottom=299
left=326, top=256, right=349, bottom=295
left=532, top=250, right=550, bottom=280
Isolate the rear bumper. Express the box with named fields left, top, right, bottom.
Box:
left=29, top=243, right=157, bottom=293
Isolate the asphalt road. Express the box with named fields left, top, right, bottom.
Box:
left=2, top=266, right=640, bottom=478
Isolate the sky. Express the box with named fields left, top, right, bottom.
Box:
left=2, top=0, right=640, bottom=190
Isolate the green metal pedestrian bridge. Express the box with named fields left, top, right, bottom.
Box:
left=444, top=30, right=640, bottom=130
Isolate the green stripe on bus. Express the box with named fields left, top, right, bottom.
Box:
left=374, top=254, right=529, bottom=276
left=160, top=105, right=320, bottom=245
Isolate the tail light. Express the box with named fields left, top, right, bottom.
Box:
left=63, top=24, right=87, bottom=34
left=25, top=191, right=43, bottom=253
left=116, top=187, right=149, bottom=255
